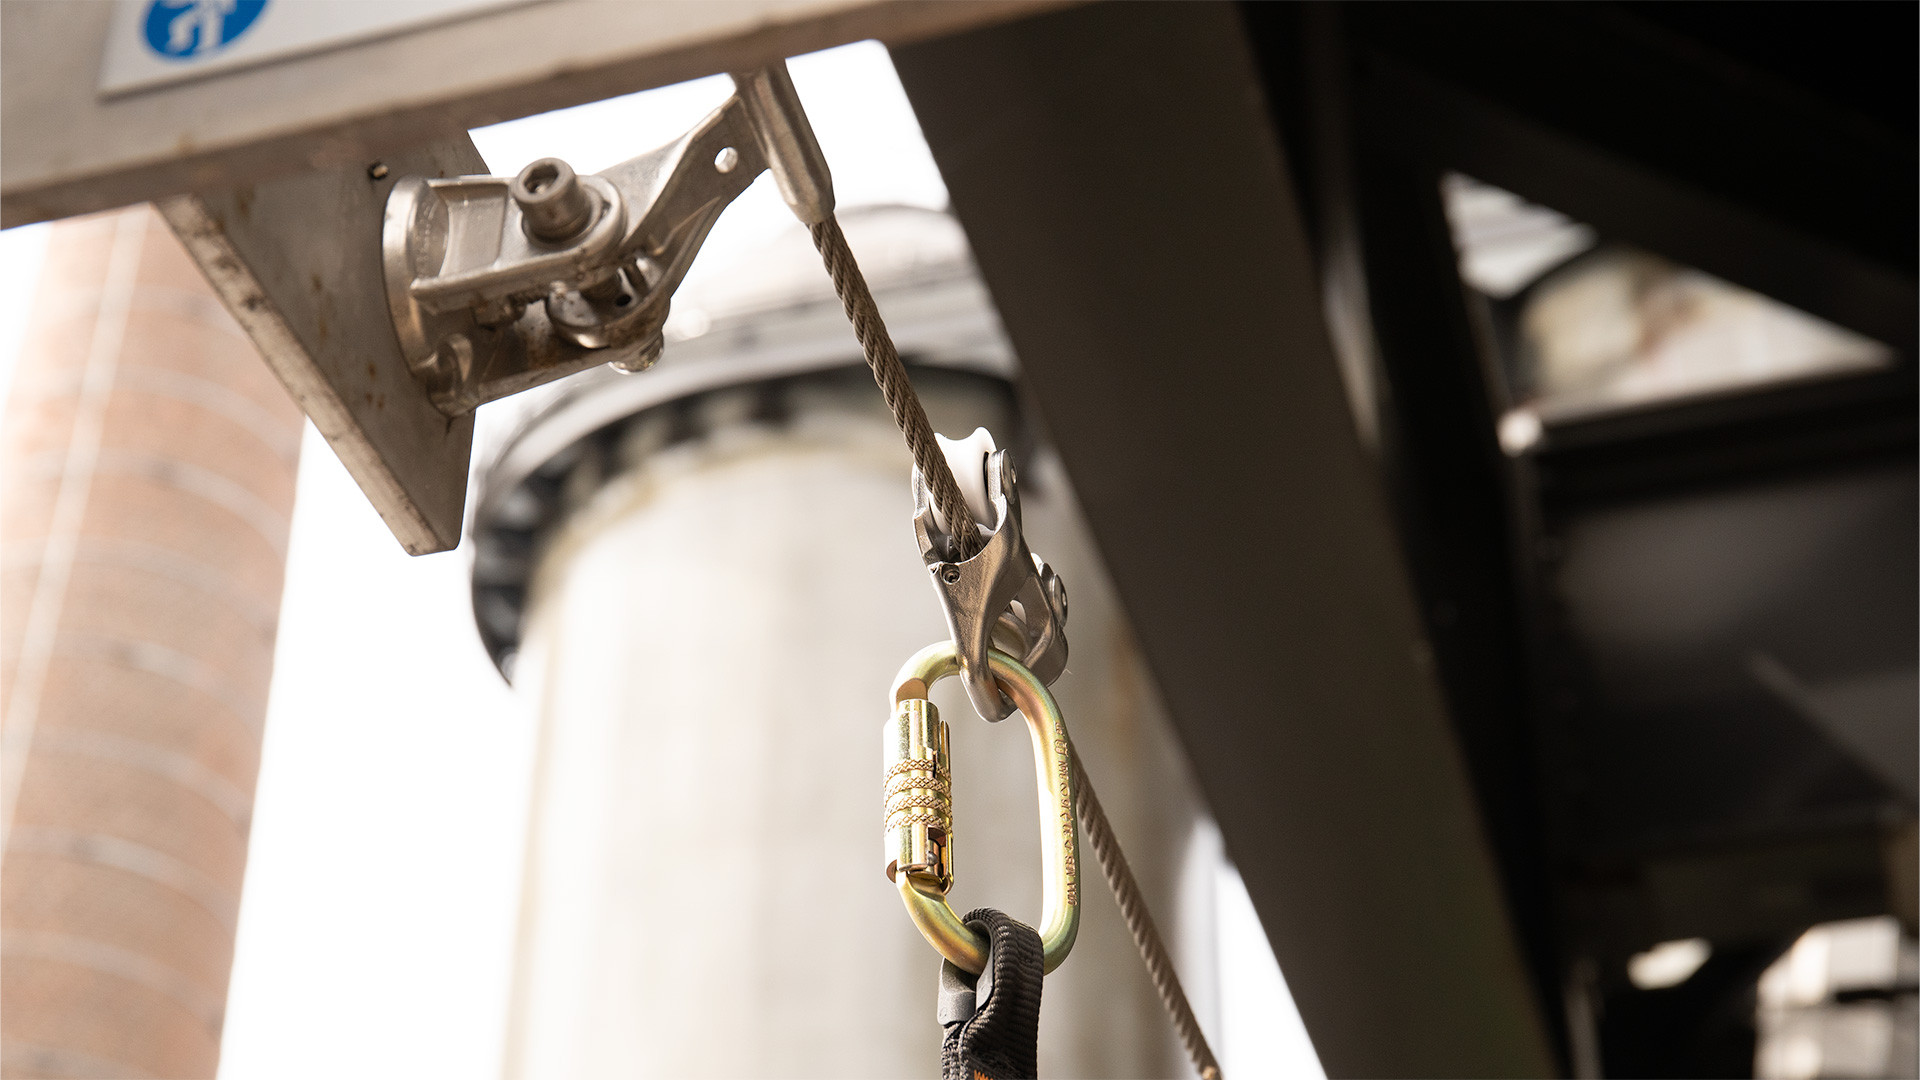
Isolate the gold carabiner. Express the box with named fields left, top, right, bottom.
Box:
left=884, top=642, right=1079, bottom=974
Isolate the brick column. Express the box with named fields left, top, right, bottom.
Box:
left=1, top=205, right=303, bottom=1079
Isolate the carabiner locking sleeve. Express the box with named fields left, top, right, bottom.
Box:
left=884, top=642, right=1080, bottom=974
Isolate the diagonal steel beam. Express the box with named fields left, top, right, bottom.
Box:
left=892, top=4, right=1555, bottom=1075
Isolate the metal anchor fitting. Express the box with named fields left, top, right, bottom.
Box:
left=380, top=63, right=832, bottom=415
left=914, top=444, right=1068, bottom=722
left=886, top=642, right=1079, bottom=974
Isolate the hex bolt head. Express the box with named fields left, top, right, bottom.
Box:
left=512, top=157, right=595, bottom=243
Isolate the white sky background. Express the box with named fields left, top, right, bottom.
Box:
left=1, top=39, right=1317, bottom=1080
left=0, top=223, right=53, bottom=415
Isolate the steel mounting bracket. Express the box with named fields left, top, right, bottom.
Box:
left=381, top=62, right=834, bottom=416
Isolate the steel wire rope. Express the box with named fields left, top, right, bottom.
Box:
left=811, top=212, right=1223, bottom=1080
left=810, top=216, right=983, bottom=559
left=1069, top=741, right=1223, bottom=1080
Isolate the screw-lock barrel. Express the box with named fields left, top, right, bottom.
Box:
left=884, top=699, right=954, bottom=892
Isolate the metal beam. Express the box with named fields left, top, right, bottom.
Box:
left=892, top=5, right=1554, bottom=1075
left=159, top=138, right=488, bottom=555
left=1335, top=0, right=1916, bottom=356
left=1354, top=56, right=1917, bottom=356
left=1, top=0, right=1054, bottom=227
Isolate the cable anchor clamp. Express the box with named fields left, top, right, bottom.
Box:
left=379, top=62, right=833, bottom=415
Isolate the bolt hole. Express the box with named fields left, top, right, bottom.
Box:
left=524, top=162, right=560, bottom=194
left=714, top=147, right=739, bottom=174
left=614, top=294, right=631, bottom=307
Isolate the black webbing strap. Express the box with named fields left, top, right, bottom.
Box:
left=935, top=908, right=1045, bottom=1080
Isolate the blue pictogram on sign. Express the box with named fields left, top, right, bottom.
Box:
left=143, top=0, right=268, bottom=60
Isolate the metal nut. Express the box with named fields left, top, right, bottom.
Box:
left=608, top=331, right=664, bottom=375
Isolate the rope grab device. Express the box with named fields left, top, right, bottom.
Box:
left=379, top=59, right=1220, bottom=1080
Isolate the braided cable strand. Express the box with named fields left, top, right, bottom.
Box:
left=1070, top=742, right=1224, bottom=1080
left=809, top=216, right=983, bottom=559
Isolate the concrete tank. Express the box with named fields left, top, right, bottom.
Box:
left=472, top=209, right=1218, bottom=1077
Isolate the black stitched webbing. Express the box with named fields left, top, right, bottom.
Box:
left=938, top=908, right=1044, bottom=1080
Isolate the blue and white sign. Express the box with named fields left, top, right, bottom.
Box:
left=100, top=0, right=532, bottom=97
left=143, top=1, right=269, bottom=60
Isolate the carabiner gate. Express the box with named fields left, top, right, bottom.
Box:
left=884, top=642, right=1079, bottom=974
